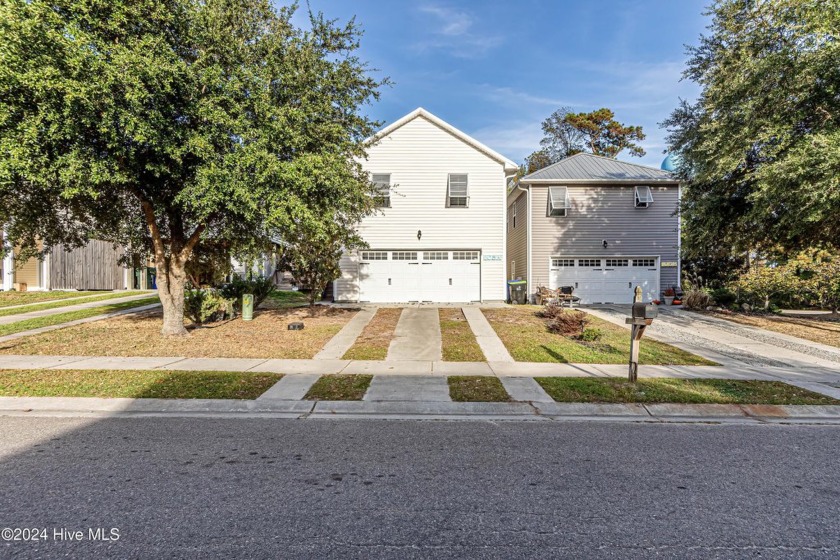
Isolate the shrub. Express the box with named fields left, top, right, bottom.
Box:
left=535, top=301, right=565, bottom=319
left=185, top=288, right=233, bottom=325
left=709, top=287, right=736, bottom=307
left=219, top=275, right=276, bottom=311
left=683, top=289, right=713, bottom=310
left=546, top=310, right=589, bottom=336
left=580, top=327, right=603, bottom=342
left=731, top=264, right=796, bottom=311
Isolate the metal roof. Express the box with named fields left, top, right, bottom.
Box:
left=520, top=153, right=677, bottom=184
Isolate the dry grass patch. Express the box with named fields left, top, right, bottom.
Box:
left=448, top=376, right=510, bottom=402
left=439, top=308, right=485, bottom=362
left=709, top=311, right=840, bottom=349
left=304, top=374, right=372, bottom=400
left=342, top=307, right=403, bottom=360
left=0, top=369, right=281, bottom=399
left=482, top=306, right=715, bottom=365
left=0, top=306, right=357, bottom=359
left=536, top=377, right=839, bottom=405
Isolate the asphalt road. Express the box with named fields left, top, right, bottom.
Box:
left=1, top=418, right=839, bottom=559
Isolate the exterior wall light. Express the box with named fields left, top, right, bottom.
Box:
left=602, top=239, right=608, bottom=249
left=417, top=230, right=422, bottom=240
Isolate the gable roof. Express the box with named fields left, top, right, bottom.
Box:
left=520, top=153, right=677, bottom=184
left=369, top=108, right=519, bottom=173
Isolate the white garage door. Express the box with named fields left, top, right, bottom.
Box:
left=549, top=257, right=659, bottom=304
left=358, top=250, right=480, bottom=303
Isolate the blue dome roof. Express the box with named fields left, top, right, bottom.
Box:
left=661, top=153, right=679, bottom=172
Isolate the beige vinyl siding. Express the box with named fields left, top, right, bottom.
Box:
left=529, top=184, right=680, bottom=295
left=336, top=115, right=507, bottom=301
left=13, top=253, right=40, bottom=289
left=506, top=191, right=528, bottom=282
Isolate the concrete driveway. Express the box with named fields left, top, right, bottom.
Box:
left=585, top=304, right=840, bottom=370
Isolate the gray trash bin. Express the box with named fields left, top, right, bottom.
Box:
left=507, top=280, right=527, bottom=305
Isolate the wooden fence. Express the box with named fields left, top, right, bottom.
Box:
left=49, top=240, right=125, bottom=290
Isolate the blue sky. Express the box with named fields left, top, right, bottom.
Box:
left=289, top=1, right=710, bottom=169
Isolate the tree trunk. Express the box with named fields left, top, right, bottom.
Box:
left=157, top=258, right=189, bottom=336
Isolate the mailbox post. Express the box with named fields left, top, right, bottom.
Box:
left=625, top=286, right=657, bottom=382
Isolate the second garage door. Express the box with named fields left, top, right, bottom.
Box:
left=549, top=257, right=659, bottom=304
left=358, top=250, right=481, bottom=303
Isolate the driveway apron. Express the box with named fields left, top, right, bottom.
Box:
left=387, top=308, right=442, bottom=361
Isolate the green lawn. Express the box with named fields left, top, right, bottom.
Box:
left=0, top=290, right=148, bottom=318
left=536, top=377, right=839, bottom=405
left=304, top=374, right=372, bottom=400
left=448, top=376, right=510, bottom=402
left=264, top=290, right=310, bottom=309
left=0, top=369, right=282, bottom=399
left=0, top=296, right=160, bottom=337
left=0, top=290, right=103, bottom=308
left=482, top=306, right=715, bottom=365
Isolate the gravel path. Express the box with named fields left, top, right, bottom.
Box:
left=588, top=306, right=812, bottom=368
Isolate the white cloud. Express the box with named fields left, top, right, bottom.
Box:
left=412, top=4, right=504, bottom=58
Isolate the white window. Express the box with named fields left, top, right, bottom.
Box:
left=633, top=258, right=656, bottom=267
left=372, top=174, right=391, bottom=208
left=391, top=251, right=417, bottom=260
left=548, top=186, right=570, bottom=216
left=447, top=174, right=469, bottom=207
left=361, top=251, right=388, bottom=261
left=512, top=203, right=517, bottom=228
left=606, top=259, right=629, bottom=267
left=453, top=251, right=479, bottom=261
left=635, top=186, right=654, bottom=208
left=551, top=258, right=575, bottom=267
left=423, top=251, right=448, bottom=260
left=578, top=259, right=601, bottom=267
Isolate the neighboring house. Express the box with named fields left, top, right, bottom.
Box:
left=1, top=233, right=133, bottom=291
left=508, top=153, right=680, bottom=304
left=334, top=108, right=519, bottom=303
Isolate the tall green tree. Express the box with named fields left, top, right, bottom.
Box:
left=0, top=0, right=384, bottom=335
left=663, top=0, right=840, bottom=260
left=531, top=107, right=646, bottom=172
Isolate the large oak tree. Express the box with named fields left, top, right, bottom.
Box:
left=663, top=0, right=840, bottom=262
left=0, top=0, right=384, bottom=335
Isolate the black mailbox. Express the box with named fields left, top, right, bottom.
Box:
left=632, top=302, right=658, bottom=319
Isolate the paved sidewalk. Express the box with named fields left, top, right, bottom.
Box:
left=0, top=302, right=161, bottom=345
left=387, top=308, right=441, bottom=361
left=1, top=354, right=838, bottom=384
left=0, top=292, right=156, bottom=326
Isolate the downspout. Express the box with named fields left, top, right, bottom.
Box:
left=676, top=182, right=682, bottom=289
left=515, top=182, right=532, bottom=304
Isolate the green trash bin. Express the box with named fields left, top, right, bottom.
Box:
left=507, top=280, right=527, bottom=305
left=242, top=294, right=254, bottom=321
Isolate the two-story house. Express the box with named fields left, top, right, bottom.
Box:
left=508, top=153, right=680, bottom=304
left=333, top=108, right=519, bottom=303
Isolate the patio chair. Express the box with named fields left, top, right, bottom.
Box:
left=558, top=286, right=581, bottom=308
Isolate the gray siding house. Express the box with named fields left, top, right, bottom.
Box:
left=507, top=153, right=680, bottom=304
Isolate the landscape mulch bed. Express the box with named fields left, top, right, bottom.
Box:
left=342, top=308, right=403, bottom=360
left=0, top=306, right=358, bottom=359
